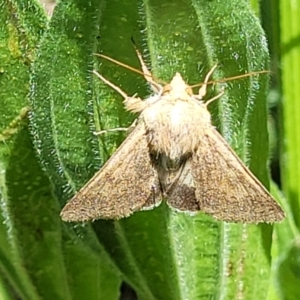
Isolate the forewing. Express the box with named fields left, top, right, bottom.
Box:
left=61, top=123, right=161, bottom=221
left=192, top=129, right=284, bottom=223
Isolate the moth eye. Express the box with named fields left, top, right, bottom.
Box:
left=162, top=84, right=172, bottom=94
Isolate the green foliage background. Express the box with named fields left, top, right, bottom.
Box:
left=0, top=0, right=299, bottom=299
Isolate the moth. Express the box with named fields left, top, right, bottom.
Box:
left=60, top=51, right=284, bottom=223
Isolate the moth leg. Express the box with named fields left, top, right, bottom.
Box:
left=198, top=64, right=218, bottom=99
left=93, top=70, right=129, bottom=99
left=94, top=120, right=138, bottom=136
left=204, top=88, right=225, bottom=107
left=134, top=48, right=162, bottom=94
left=93, top=70, right=146, bottom=113
left=94, top=128, right=129, bottom=136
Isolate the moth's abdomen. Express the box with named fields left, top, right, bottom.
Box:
left=142, top=98, right=211, bottom=160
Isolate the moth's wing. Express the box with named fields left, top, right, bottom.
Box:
left=61, top=123, right=162, bottom=221
left=192, top=129, right=285, bottom=223
left=166, top=159, right=200, bottom=212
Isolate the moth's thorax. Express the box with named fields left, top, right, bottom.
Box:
left=142, top=92, right=212, bottom=160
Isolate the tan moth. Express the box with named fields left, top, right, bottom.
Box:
left=60, top=50, right=284, bottom=223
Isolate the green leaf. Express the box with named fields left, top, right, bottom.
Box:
left=29, top=0, right=122, bottom=299
left=279, top=0, right=300, bottom=230
left=1, top=0, right=121, bottom=299
left=265, top=0, right=300, bottom=299
left=0, top=1, right=49, bottom=298
left=276, top=238, right=300, bottom=300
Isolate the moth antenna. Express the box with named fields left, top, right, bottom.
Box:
left=191, top=69, right=270, bottom=89
left=94, top=51, right=165, bottom=93
left=94, top=53, right=145, bottom=76
left=211, top=70, right=270, bottom=84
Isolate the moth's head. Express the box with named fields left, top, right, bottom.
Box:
left=162, top=73, right=193, bottom=99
